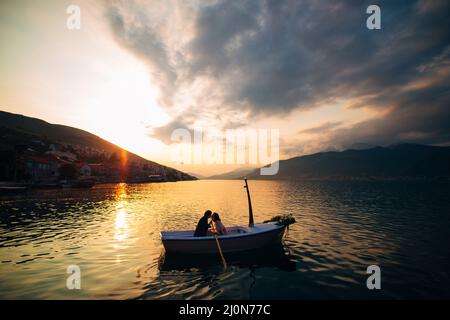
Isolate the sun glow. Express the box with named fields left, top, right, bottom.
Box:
left=84, top=58, right=170, bottom=156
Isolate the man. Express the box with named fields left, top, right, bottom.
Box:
left=194, top=210, right=212, bottom=237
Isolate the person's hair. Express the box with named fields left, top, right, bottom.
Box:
left=204, top=210, right=212, bottom=217
left=212, top=212, right=221, bottom=222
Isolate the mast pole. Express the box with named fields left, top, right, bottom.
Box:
left=244, top=178, right=254, bottom=227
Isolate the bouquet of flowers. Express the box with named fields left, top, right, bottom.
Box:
left=263, top=214, right=296, bottom=227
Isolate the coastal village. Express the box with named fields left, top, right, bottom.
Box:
left=0, top=139, right=193, bottom=189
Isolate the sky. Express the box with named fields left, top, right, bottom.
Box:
left=0, top=0, right=449, bottom=176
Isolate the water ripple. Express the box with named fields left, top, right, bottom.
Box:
left=0, top=181, right=449, bottom=299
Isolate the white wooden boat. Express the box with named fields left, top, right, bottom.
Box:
left=160, top=178, right=289, bottom=254
left=161, top=222, right=286, bottom=254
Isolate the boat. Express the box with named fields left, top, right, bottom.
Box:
left=60, top=179, right=95, bottom=189
left=0, top=186, right=29, bottom=195
left=160, top=178, right=292, bottom=254
left=31, top=182, right=61, bottom=189
left=161, top=223, right=286, bottom=254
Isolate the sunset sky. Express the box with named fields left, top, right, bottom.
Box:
left=1, top=0, right=449, bottom=176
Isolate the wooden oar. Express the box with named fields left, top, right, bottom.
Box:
left=211, top=223, right=227, bottom=269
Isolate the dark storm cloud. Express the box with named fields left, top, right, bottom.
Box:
left=104, top=0, right=450, bottom=148
left=189, top=0, right=449, bottom=113
left=333, top=82, right=450, bottom=148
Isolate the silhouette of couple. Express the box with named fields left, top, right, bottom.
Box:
left=193, top=210, right=227, bottom=237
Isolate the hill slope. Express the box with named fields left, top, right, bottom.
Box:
left=245, top=144, right=450, bottom=180
left=0, top=110, right=196, bottom=182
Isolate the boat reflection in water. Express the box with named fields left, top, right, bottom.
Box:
left=158, top=244, right=297, bottom=272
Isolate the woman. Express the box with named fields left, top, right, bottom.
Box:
left=211, top=212, right=227, bottom=235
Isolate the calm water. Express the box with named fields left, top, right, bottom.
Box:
left=0, top=180, right=449, bottom=299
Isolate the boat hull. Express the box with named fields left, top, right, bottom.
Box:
left=161, top=223, right=286, bottom=254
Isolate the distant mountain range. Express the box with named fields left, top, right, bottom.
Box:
left=206, top=167, right=257, bottom=180
left=0, top=110, right=196, bottom=182
left=215, top=144, right=450, bottom=180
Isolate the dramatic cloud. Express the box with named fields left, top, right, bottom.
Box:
left=300, top=122, right=344, bottom=135
left=104, top=0, right=450, bottom=153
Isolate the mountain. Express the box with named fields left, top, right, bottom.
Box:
left=0, top=110, right=196, bottom=182
left=185, top=171, right=207, bottom=180
left=206, top=167, right=257, bottom=180
left=247, top=144, right=450, bottom=180
left=345, top=142, right=378, bottom=150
